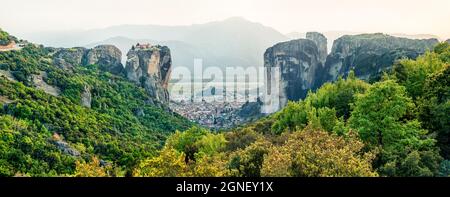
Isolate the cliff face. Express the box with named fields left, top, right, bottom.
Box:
left=125, top=45, right=172, bottom=104
left=80, top=85, right=92, bottom=108
left=53, top=45, right=124, bottom=75
left=323, top=33, right=438, bottom=82
left=263, top=39, right=323, bottom=110
left=85, top=45, right=124, bottom=75
left=262, top=33, right=438, bottom=113
left=52, top=47, right=87, bottom=70
left=51, top=43, right=172, bottom=106
left=306, top=32, right=327, bottom=64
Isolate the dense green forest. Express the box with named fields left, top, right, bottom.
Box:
left=0, top=42, right=192, bottom=176
left=0, top=27, right=449, bottom=176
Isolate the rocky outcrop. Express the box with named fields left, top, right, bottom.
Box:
left=32, top=71, right=61, bottom=97
left=53, top=140, right=81, bottom=157
left=446, top=39, right=450, bottom=44
left=53, top=45, right=124, bottom=75
left=125, top=44, right=172, bottom=104
left=81, top=85, right=92, bottom=108
left=53, top=47, right=87, bottom=70
left=0, top=69, right=16, bottom=82
left=306, top=32, right=327, bottom=64
left=0, top=96, right=13, bottom=113
left=262, top=33, right=439, bottom=113
left=85, top=45, right=124, bottom=75
left=52, top=133, right=80, bottom=157
left=263, top=39, right=323, bottom=111
left=323, top=33, right=438, bottom=82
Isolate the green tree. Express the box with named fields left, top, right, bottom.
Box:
left=393, top=51, right=446, bottom=99
left=228, top=139, right=271, bottom=177
left=191, top=153, right=229, bottom=177
left=0, top=28, right=13, bottom=45
left=349, top=80, right=414, bottom=148
left=419, top=65, right=450, bottom=159
left=260, top=145, right=292, bottom=177
left=261, top=127, right=377, bottom=177
left=271, top=101, right=310, bottom=134
left=307, top=71, right=369, bottom=120
left=349, top=80, right=442, bottom=176
left=74, top=157, right=113, bottom=177
left=135, top=127, right=228, bottom=177
left=317, top=107, right=338, bottom=132
left=224, top=128, right=262, bottom=151
left=195, top=133, right=227, bottom=156
left=133, top=147, right=189, bottom=177
left=166, top=126, right=208, bottom=163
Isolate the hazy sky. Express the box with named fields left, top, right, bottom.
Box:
left=1, top=0, right=449, bottom=39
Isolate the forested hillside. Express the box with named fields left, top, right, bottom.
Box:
left=0, top=34, right=192, bottom=176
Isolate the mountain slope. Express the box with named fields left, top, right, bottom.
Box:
left=0, top=30, right=192, bottom=176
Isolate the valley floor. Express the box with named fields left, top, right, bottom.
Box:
left=170, top=100, right=246, bottom=130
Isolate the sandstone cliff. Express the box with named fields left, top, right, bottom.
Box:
left=85, top=45, right=124, bottom=75
left=52, top=47, right=87, bottom=70
left=262, top=33, right=438, bottom=113
left=306, top=32, right=327, bottom=64
left=263, top=38, right=322, bottom=110
left=323, top=33, right=438, bottom=82
left=80, top=85, right=92, bottom=108
left=125, top=44, right=172, bottom=105
left=53, top=45, right=124, bottom=75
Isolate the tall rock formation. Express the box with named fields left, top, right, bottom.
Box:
left=52, top=47, right=87, bottom=70
left=85, top=45, right=124, bottom=75
left=52, top=45, right=125, bottom=75
left=262, top=33, right=439, bottom=114
left=125, top=44, right=172, bottom=104
left=323, top=33, right=438, bottom=82
left=80, top=85, right=92, bottom=108
left=306, top=32, right=328, bottom=64
left=262, top=39, right=322, bottom=112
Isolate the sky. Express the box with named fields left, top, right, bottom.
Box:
left=1, top=0, right=449, bottom=39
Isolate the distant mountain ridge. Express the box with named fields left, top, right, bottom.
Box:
left=21, top=17, right=289, bottom=70
left=17, top=17, right=445, bottom=71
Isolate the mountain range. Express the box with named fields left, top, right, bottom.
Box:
left=18, top=17, right=442, bottom=70
left=20, top=17, right=288, bottom=69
